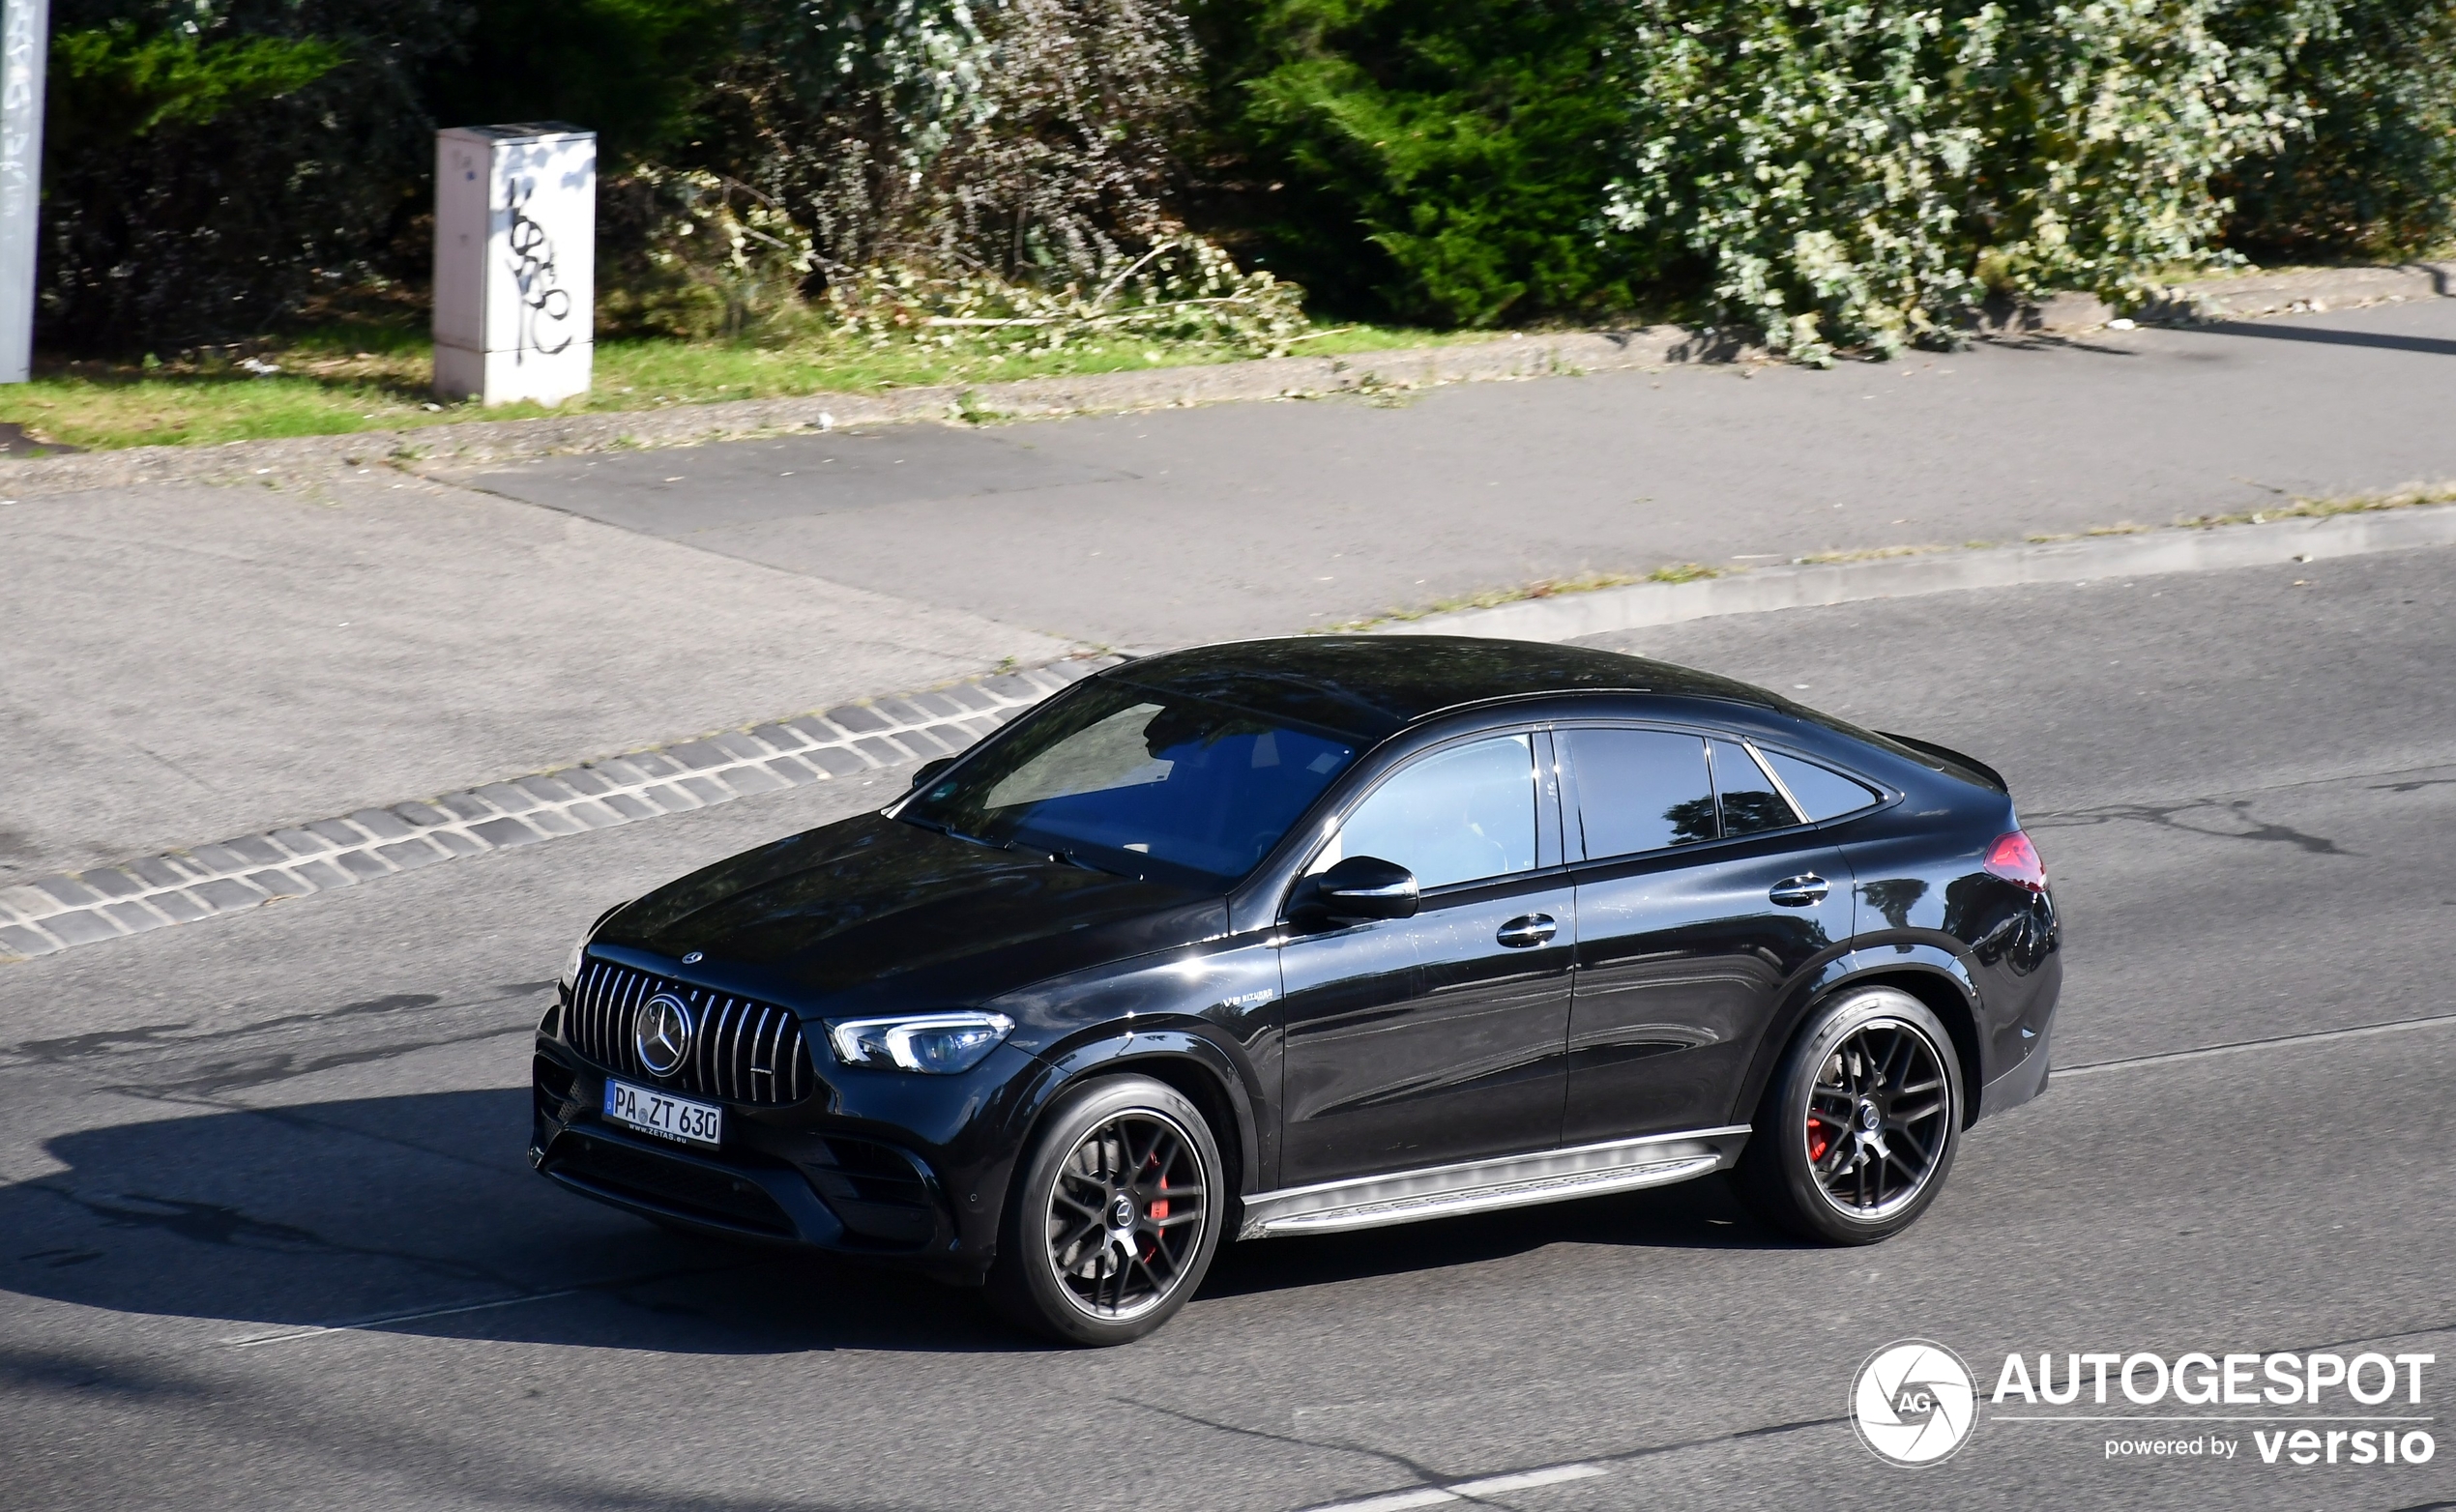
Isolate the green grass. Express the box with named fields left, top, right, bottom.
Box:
left=1, top=321, right=1490, bottom=452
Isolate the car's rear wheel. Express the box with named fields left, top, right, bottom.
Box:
left=987, top=1075, right=1223, bottom=1346
left=1735, top=987, right=1962, bottom=1244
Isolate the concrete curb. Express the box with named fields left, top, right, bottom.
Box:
left=0, top=328, right=1741, bottom=500
left=5, top=259, right=2442, bottom=498
left=0, top=656, right=1120, bottom=962
left=1374, top=504, right=2456, bottom=643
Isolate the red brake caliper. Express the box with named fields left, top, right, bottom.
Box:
left=1806, top=1117, right=1830, bottom=1163
left=1142, top=1150, right=1168, bottom=1255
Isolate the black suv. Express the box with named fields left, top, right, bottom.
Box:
left=531, top=637, right=2061, bottom=1343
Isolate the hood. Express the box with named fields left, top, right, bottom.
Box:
left=597, top=811, right=1227, bottom=1013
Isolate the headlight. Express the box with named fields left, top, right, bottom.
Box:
left=827, top=1012, right=1015, bottom=1074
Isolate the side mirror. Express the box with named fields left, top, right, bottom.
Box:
left=909, top=756, right=955, bottom=791
left=1292, top=855, right=1418, bottom=924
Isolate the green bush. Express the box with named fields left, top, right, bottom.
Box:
left=1603, top=0, right=2325, bottom=362
left=41, top=0, right=465, bottom=350
left=1202, top=0, right=1646, bottom=326
left=2222, top=0, right=2456, bottom=260
left=33, top=0, right=2456, bottom=358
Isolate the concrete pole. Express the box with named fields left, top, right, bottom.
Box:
left=0, top=0, right=47, bottom=383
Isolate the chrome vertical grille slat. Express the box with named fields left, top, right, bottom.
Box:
left=559, top=958, right=815, bottom=1107
left=748, top=1005, right=776, bottom=1097
left=722, top=998, right=746, bottom=1102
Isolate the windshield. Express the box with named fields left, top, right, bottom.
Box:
left=898, top=681, right=1360, bottom=887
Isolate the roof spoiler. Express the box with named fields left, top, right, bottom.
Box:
left=1877, top=731, right=2008, bottom=794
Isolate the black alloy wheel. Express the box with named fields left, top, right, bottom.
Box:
left=1734, top=986, right=1965, bottom=1245
left=988, top=1075, right=1224, bottom=1346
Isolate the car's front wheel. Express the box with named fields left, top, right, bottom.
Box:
left=1735, top=986, right=1964, bottom=1244
left=987, top=1075, right=1224, bottom=1346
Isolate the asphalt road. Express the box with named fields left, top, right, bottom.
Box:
left=2, top=545, right=2451, bottom=1510
left=465, top=301, right=2456, bottom=648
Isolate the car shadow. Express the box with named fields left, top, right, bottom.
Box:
left=1, top=1089, right=1033, bottom=1356
left=2, top=1090, right=1796, bottom=1353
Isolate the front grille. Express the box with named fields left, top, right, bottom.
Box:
left=567, top=958, right=817, bottom=1105
left=552, top=1133, right=793, bottom=1234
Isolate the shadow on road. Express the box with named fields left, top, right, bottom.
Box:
left=2187, top=319, right=2456, bottom=358
left=2, top=1090, right=1795, bottom=1353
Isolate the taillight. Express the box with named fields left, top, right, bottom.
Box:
left=1984, top=830, right=2046, bottom=892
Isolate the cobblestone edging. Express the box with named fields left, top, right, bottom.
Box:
left=0, top=657, right=1121, bottom=963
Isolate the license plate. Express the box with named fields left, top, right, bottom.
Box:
left=602, top=1078, right=722, bottom=1148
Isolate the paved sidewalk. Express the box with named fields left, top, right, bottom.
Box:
left=2, top=470, right=1076, bottom=878
left=460, top=300, right=2456, bottom=647
left=7, top=298, right=2456, bottom=898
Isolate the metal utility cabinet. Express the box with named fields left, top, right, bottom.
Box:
left=433, top=123, right=596, bottom=405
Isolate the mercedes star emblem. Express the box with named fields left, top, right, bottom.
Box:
left=681, top=950, right=703, bottom=965
left=633, top=992, right=695, bottom=1077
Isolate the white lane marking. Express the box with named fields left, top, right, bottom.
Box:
left=220, top=1286, right=591, bottom=1348
left=1303, top=1462, right=1607, bottom=1512
left=2057, top=1010, right=2456, bottom=1080
left=1450, top=1465, right=1611, bottom=1497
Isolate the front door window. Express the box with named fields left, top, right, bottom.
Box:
left=1309, top=733, right=1536, bottom=887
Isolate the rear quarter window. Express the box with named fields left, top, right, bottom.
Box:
left=1763, top=750, right=1883, bottom=822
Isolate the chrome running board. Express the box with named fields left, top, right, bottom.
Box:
left=1238, top=1126, right=1752, bottom=1239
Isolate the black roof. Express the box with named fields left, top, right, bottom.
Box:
left=1100, top=636, right=1788, bottom=741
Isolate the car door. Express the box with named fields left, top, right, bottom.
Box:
left=1562, top=727, right=1855, bottom=1144
left=1276, top=730, right=1576, bottom=1185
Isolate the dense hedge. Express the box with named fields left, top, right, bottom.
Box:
left=43, top=0, right=461, bottom=347
left=34, top=0, right=2456, bottom=354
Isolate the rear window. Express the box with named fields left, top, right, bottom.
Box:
left=1764, top=750, right=1883, bottom=821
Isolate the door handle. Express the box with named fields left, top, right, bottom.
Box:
left=1497, top=914, right=1558, bottom=947
left=1769, top=875, right=1829, bottom=908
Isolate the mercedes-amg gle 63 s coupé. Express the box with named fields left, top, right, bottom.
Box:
left=531, top=637, right=2061, bottom=1344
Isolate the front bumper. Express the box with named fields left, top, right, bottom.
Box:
left=530, top=1038, right=988, bottom=1279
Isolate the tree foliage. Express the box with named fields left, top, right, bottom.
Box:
left=1205, top=0, right=1646, bottom=327
left=2221, top=0, right=2456, bottom=259
left=30, top=0, right=2456, bottom=356
left=1603, top=0, right=2326, bottom=362
left=42, top=0, right=463, bottom=349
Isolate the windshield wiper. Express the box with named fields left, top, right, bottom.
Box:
left=903, top=815, right=1003, bottom=851
left=1007, top=837, right=1126, bottom=877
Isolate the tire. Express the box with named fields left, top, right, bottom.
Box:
left=986, top=1074, right=1225, bottom=1347
left=1734, top=987, right=1964, bottom=1245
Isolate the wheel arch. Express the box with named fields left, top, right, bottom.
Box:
left=1738, top=948, right=1986, bottom=1131
left=1009, top=1031, right=1258, bottom=1219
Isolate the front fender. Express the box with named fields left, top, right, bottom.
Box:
left=961, top=1024, right=1269, bottom=1265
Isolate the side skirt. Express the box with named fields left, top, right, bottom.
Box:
left=1237, top=1126, right=1753, bottom=1239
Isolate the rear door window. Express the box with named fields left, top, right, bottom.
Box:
left=1566, top=729, right=1717, bottom=858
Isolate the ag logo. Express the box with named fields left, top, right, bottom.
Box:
left=1851, top=1339, right=1977, bottom=1467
